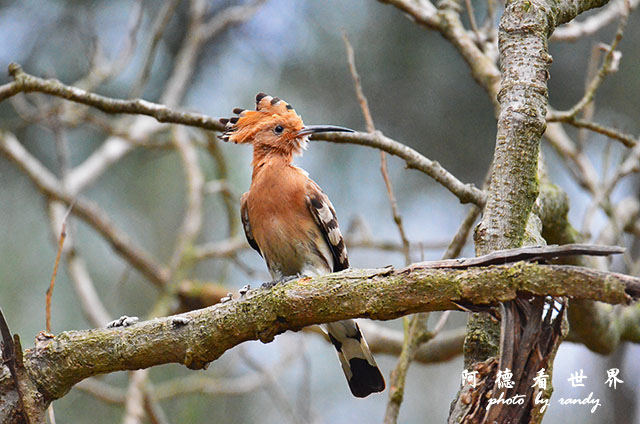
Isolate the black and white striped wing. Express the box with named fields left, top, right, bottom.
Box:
left=306, top=182, right=385, bottom=397
left=240, top=192, right=261, bottom=257
left=305, top=181, right=349, bottom=272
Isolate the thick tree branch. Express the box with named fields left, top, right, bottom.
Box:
left=462, top=0, right=610, bottom=421
left=17, top=262, right=639, bottom=404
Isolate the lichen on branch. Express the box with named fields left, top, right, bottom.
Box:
left=20, top=261, right=638, bottom=403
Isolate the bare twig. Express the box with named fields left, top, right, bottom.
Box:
left=377, top=0, right=441, bottom=30
left=384, top=173, right=483, bottom=422
left=239, top=346, right=306, bottom=424
left=383, top=313, right=429, bottom=424
left=358, top=322, right=465, bottom=364
left=200, top=0, right=267, bottom=40
left=66, top=118, right=163, bottom=196
left=0, top=132, right=170, bottom=287
left=142, top=391, right=170, bottom=424
left=551, top=117, right=637, bottom=148
left=192, top=237, right=246, bottom=260
left=192, top=235, right=452, bottom=262
left=46, top=203, right=73, bottom=333
left=75, top=0, right=144, bottom=92
left=577, top=44, right=604, bottom=146
left=1, top=65, right=485, bottom=206
left=544, top=122, right=600, bottom=193
left=548, top=3, right=631, bottom=123
left=76, top=343, right=300, bottom=405
left=46, top=202, right=112, bottom=327
left=1, top=63, right=222, bottom=131
left=46, top=405, right=56, bottom=424
left=315, top=131, right=486, bottom=206
left=157, top=0, right=207, bottom=107
left=130, top=0, right=182, bottom=98
left=551, top=0, right=639, bottom=41
left=168, top=126, right=204, bottom=273
left=343, top=33, right=411, bottom=264
left=444, top=206, right=481, bottom=259
left=160, top=0, right=266, bottom=107
left=464, top=0, right=483, bottom=46
left=205, top=132, right=239, bottom=237
left=122, top=370, right=148, bottom=424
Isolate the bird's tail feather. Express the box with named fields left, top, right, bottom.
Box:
left=324, top=320, right=385, bottom=398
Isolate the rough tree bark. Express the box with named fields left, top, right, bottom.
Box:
left=1, top=257, right=639, bottom=422
left=451, top=0, right=611, bottom=422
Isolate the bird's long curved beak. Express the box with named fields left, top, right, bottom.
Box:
left=296, top=125, right=355, bottom=137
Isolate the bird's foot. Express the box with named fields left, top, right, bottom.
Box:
left=261, top=273, right=302, bottom=289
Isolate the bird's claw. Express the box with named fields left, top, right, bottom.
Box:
left=261, top=273, right=302, bottom=289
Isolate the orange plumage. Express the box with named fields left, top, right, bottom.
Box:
left=220, top=93, right=385, bottom=398
left=220, top=93, right=306, bottom=164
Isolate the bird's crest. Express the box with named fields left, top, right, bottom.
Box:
left=219, top=93, right=304, bottom=146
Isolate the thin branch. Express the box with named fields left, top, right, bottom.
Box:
left=65, top=119, right=162, bottom=196
left=383, top=162, right=485, bottom=422
left=315, top=131, right=485, bottom=206
left=45, top=204, right=72, bottom=333
left=168, top=126, right=204, bottom=273
left=192, top=237, right=246, bottom=260
left=200, top=0, right=267, bottom=40
left=1, top=65, right=485, bottom=206
left=130, top=0, right=182, bottom=98
left=0, top=132, right=169, bottom=287
left=142, top=390, right=170, bottom=424
left=550, top=117, right=637, bottom=148
left=74, top=379, right=127, bottom=405
left=384, top=313, right=428, bottom=424
left=60, top=0, right=262, bottom=204
left=47, top=202, right=112, bottom=327
left=192, top=234, right=453, bottom=262
left=122, top=370, right=147, bottom=424
left=76, top=343, right=299, bottom=405
left=205, top=132, right=239, bottom=238
left=377, top=0, right=441, bottom=30
left=75, top=0, right=144, bottom=92
left=238, top=347, right=305, bottom=424
left=0, top=63, right=222, bottom=131
left=551, top=0, right=639, bottom=41
left=46, top=405, right=56, bottom=424
left=463, top=0, right=483, bottom=45
left=548, top=4, right=631, bottom=123
left=158, top=0, right=207, bottom=107
left=358, top=322, right=465, bottom=364
left=160, top=0, right=266, bottom=107
left=342, top=32, right=411, bottom=264
left=444, top=205, right=480, bottom=258
left=155, top=343, right=296, bottom=400
left=544, top=122, right=600, bottom=193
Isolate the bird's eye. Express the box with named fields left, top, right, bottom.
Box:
left=274, top=125, right=284, bottom=134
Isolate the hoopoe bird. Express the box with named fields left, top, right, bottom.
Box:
left=219, top=93, right=385, bottom=398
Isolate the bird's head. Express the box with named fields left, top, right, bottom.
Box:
left=219, top=93, right=353, bottom=159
